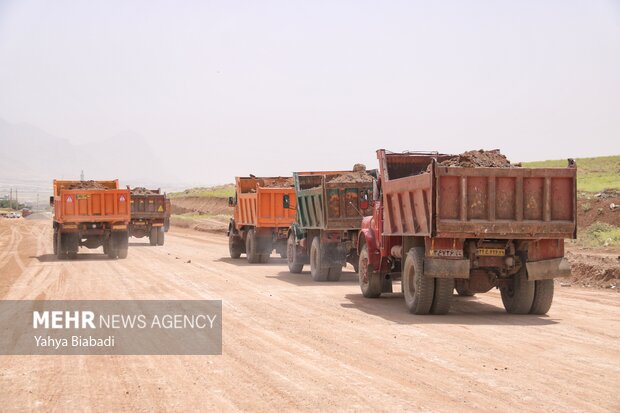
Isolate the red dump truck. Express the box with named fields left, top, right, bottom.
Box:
left=357, top=150, right=576, bottom=315
left=51, top=180, right=130, bottom=259
left=128, top=187, right=170, bottom=246
left=227, top=176, right=297, bottom=263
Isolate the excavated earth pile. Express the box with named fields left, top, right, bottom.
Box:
left=67, top=180, right=107, bottom=190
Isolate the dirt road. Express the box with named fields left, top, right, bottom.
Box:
left=1, top=219, right=619, bottom=412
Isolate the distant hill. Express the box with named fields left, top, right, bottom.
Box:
left=523, top=155, right=620, bottom=193
left=0, top=118, right=168, bottom=183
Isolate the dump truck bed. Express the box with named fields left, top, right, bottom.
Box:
left=379, top=150, right=577, bottom=239
left=52, top=180, right=130, bottom=224
left=234, top=177, right=296, bottom=228
left=130, top=190, right=167, bottom=220
left=294, top=170, right=375, bottom=230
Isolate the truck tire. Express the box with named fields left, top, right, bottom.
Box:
left=229, top=236, right=242, bottom=259
left=245, top=229, right=260, bottom=263
left=431, top=278, right=454, bottom=315
left=310, top=237, right=329, bottom=281
left=149, top=227, right=157, bottom=246
left=455, top=279, right=476, bottom=297
left=56, top=231, right=65, bottom=260
left=359, top=244, right=381, bottom=298
left=402, top=247, right=434, bottom=315
left=118, top=247, right=128, bottom=259
left=53, top=229, right=58, bottom=255
left=157, top=227, right=165, bottom=246
left=287, top=233, right=304, bottom=273
left=530, top=279, right=554, bottom=315
left=500, top=267, right=535, bottom=314
left=259, top=254, right=271, bottom=264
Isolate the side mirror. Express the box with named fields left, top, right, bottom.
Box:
left=360, top=191, right=369, bottom=210
left=372, top=179, right=380, bottom=201
left=228, top=196, right=235, bottom=207
left=283, top=194, right=290, bottom=209
left=49, top=196, right=54, bottom=207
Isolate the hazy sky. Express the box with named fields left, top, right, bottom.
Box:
left=0, top=0, right=619, bottom=185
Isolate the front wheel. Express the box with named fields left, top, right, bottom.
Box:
left=287, top=233, right=303, bottom=273
left=359, top=244, right=381, bottom=298
left=229, top=235, right=242, bottom=259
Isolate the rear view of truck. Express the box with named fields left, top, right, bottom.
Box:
left=287, top=167, right=375, bottom=281
left=51, top=180, right=131, bottom=259
left=227, top=176, right=297, bottom=263
left=129, top=187, right=169, bottom=246
left=357, top=150, right=576, bottom=315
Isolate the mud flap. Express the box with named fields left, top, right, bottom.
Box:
left=526, top=258, right=571, bottom=280
left=423, top=258, right=470, bottom=278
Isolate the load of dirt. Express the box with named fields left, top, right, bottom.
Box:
left=67, top=180, right=107, bottom=190
left=170, top=196, right=230, bottom=216
left=435, top=149, right=518, bottom=169
left=326, top=164, right=373, bottom=184
left=260, top=177, right=295, bottom=188
left=131, top=187, right=160, bottom=195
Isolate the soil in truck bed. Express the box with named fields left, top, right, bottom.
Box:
left=131, top=187, right=160, bottom=195
left=261, top=177, right=295, bottom=188
left=67, top=180, right=108, bottom=190
left=325, top=164, right=374, bottom=184
left=435, top=149, right=518, bottom=168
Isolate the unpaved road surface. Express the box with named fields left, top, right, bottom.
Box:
left=1, top=219, right=619, bottom=412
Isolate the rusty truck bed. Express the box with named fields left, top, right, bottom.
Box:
left=379, top=151, right=577, bottom=239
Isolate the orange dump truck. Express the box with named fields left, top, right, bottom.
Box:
left=227, top=176, right=296, bottom=263
left=51, top=180, right=130, bottom=259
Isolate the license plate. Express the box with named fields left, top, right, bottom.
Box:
left=478, top=248, right=505, bottom=256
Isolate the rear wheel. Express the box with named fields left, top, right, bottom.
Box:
left=229, top=235, right=242, bottom=259
left=501, top=268, right=535, bottom=314
left=53, top=229, right=58, bottom=255
left=287, top=233, right=303, bottom=273
left=149, top=227, right=157, bottom=246
left=245, top=229, right=260, bottom=263
left=359, top=244, right=381, bottom=298
left=402, top=247, right=434, bottom=314
left=310, top=237, right=329, bottom=281
left=55, top=231, right=65, bottom=259
left=530, top=279, right=554, bottom=315
left=431, top=278, right=454, bottom=315
left=157, top=227, right=165, bottom=246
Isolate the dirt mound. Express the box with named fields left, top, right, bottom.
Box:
left=436, top=149, right=517, bottom=168
left=131, top=187, right=160, bottom=195
left=577, top=194, right=620, bottom=229
left=170, top=196, right=231, bottom=216
left=67, top=180, right=107, bottom=190
left=261, top=177, right=295, bottom=188
left=565, top=246, right=620, bottom=289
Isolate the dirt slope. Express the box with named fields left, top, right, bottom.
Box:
left=0, top=219, right=619, bottom=412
